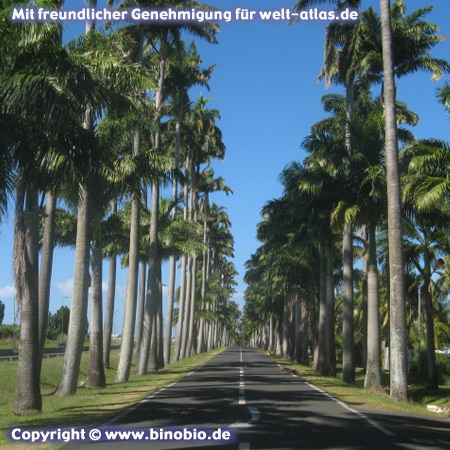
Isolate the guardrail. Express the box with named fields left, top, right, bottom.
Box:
left=0, top=345, right=120, bottom=362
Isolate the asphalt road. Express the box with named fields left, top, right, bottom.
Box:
left=61, top=347, right=449, bottom=450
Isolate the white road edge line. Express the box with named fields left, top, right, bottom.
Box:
left=303, top=381, right=396, bottom=436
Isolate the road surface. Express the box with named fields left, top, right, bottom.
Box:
left=61, top=347, right=449, bottom=449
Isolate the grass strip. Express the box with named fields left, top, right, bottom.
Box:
left=262, top=351, right=450, bottom=418
left=0, top=347, right=225, bottom=449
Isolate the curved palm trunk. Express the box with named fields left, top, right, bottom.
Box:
left=380, top=0, right=408, bottom=402
left=87, top=211, right=105, bottom=388
left=38, top=191, right=57, bottom=363
left=55, top=184, right=92, bottom=396
left=364, top=223, right=382, bottom=391
left=14, top=182, right=42, bottom=414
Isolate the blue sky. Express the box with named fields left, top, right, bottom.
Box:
left=1, top=0, right=449, bottom=330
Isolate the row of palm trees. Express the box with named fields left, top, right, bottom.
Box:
left=242, top=0, right=449, bottom=401
left=1, top=0, right=239, bottom=415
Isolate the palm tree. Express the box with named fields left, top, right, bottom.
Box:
left=296, top=0, right=448, bottom=401
left=163, top=40, right=214, bottom=364
left=402, top=139, right=450, bottom=389
left=367, top=1, right=448, bottom=400
left=133, top=0, right=218, bottom=375
left=438, top=82, right=450, bottom=115
left=114, top=23, right=149, bottom=384
left=380, top=0, right=409, bottom=401
left=57, top=22, right=152, bottom=395
left=1, top=7, right=110, bottom=409
left=196, top=171, right=232, bottom=353
left=403, top=221, right=445, bottom=390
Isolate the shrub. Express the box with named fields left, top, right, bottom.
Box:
left=0, top=324, right=19, bottom=339
left=409, top=350, right=450, bottom=385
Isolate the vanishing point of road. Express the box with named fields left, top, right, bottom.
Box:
left=65, top=347, right=450, bottom=450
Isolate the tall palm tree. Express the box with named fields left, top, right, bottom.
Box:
left=297, top=0, right=449, bottom=401
left=115, top=23, right=149, bottom=384
left=163, top=40, right=214, bottom=364
left=134, top=0, right=218, bottom=374
left=1, top=6, right=111, bottom=409
left=366, top=0, right=448, bottom=401
left=380, top=0, right=408, bottom=401
left=56, top=22, right=152, bottom=396
left=402, top=138, right=450, bottom=389
left=296, top=0, right=364, bottom=383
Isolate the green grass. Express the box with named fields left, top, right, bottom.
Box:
left=0, top=338, right=19, bottom=351
left=264, top=351, right=450, bottom=417
left=0, top=347, right=225, bottom=449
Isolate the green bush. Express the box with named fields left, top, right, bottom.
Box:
left=0, top=324, right=18, bottom=339
left=409, top=350, right=450, bottom=385
left=436, top=353, right=450, bottom=385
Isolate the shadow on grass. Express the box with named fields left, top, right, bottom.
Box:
left=409, top=387, right=450, bottom=405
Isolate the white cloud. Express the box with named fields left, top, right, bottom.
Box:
left=0, top=285, right=15, bottom=299
left=56, top=279, right=73, bottom=297
left=57, top=279, right=126, bottom=299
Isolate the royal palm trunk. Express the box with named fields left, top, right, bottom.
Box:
left=38, top=191, right=57, bottom=364
left=55, top=184, right=92, bottom=396
left=14, top=183, right=42, bottom=414
left=87, top=211, right=105, bottom=388
left=380, top=0, right=408, bottom=402
left=364, top=223, right=382, bottom=391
